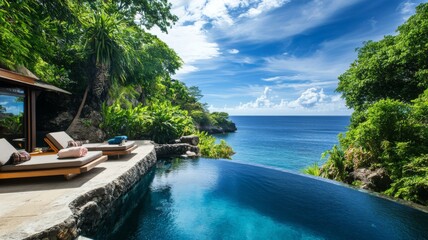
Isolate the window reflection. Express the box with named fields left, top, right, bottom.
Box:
left=0, top=87, right=25, bottom=149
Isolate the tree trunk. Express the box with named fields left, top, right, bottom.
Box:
left=91, top=62, right=109, bottom=109
left=67, top=85, right=89, bottom=132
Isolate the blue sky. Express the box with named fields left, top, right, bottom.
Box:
left=151, top=0, right=425, bottom=115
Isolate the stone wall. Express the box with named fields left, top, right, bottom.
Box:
left=155, top=143, right=200, bottom=158
left=26, top=148, right=157, bottom=240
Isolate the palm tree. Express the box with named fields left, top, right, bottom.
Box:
left=68, top=5, right=137, bottom=131
left=81, top=7, right=136, bottom=108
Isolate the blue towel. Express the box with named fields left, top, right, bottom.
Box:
left=108, top=138, right=122, bottom=144
left=108, top=136, right=128, bottom=145
left=114, top=136, right=128, bottom=141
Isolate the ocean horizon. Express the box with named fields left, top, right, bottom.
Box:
left=216, top=115, right=350, bottom=171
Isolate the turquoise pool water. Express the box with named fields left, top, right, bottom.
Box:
left=94, top=159, right=428, bottom=240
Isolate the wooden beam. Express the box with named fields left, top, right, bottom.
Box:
left=0, top=68, right=36, bottom=85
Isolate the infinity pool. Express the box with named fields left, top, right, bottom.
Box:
left=93, top=158, right=428, bottom=240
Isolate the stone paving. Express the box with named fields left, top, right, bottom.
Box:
left=0, top=141, right=155, bottom=240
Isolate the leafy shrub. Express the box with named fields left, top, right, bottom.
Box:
left=196, top=131, right=234, bottom=159
left=100, top=102, right=149, bottom=139
left=385, top=154, right=428, bottom=205
left=210, top=112, right=235, bottom=129
left=0, top=113, right=23, bottom=134
left=320, top=144, right=349, bottom=181
left=101, top=101, right=194, bottom=143
left=146, top=101, right=194, bottom=143
left=319, top=92, right=428, bottom=204
left=302, top=163, right=321, bottom=176
left=190, top=110, right=211, bottom=126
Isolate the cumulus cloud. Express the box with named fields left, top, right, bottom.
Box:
left=288, top=88, right=328, bottom=108
left=150, top=21, right=220, bottom=76
left=239, top=0, right=290, bottom=18
left=209, top=86, right=351, bottom=115
left=239, top=87, right=274, bottom=108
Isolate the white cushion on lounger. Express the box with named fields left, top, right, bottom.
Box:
left=0, top=138, right=17, bottom=166
left=0, top=151, right=103, bottom=172
left=46, top=131, right=75, bottom=149
left=83, top=141, right=136, bottom=151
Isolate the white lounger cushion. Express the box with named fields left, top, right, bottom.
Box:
left=0, top=138, right=17, bottom=166
left=1, top=151, right=103, bottom=172
left=46, top=131, right=74, bottom=150
left=47, top=131, right=136, bottom=151
left=83, top=141, right=136, bottom=151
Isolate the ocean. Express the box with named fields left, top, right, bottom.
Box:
left=215, top=116, right=350, bottom=171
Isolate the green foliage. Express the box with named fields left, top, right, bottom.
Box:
left=191, top=110, right=211, bottom=126
left=0, top=113, right=23, bottom=134
left=337, top=3, right=428, bottom=111
left=320, top=145, right=348, bottom=181
left=385, top=155, right=428, bottom=205
left=317, top=3, right=428, bottom=205
left=209, top=112, right=236, bottom=130
left=196, top=131, right=235, bottom=159
left=101, top=101, right=194, bottom=143
left=100, top=102, right=149, bottom=139
left=145, top=101, right=194, bottom=143
left=302, top=163, right=321, bottom=177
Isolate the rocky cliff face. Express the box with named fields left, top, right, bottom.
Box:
left=155, top=135, right=200, bottom=158
left=197, top=121, right=237, bottom=134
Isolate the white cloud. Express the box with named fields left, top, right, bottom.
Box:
left=209, top=86, right=352, bottom=115
left=239, top=0, right=290, bottom=18
left=288, top=87, right=328, bottom=108
left=224, top=0, right=362, bottom=42
left=262, top=76, right=282, bottom=82
left=239, top=87, right=274, bottom=108
left=228, top=49, right=240, bottom=54
left=399, top=1, right=417, bottom=20
left=150, top=21, right=220, bottom=76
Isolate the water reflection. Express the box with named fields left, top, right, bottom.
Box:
left=0, top=87, right=25, bottom=149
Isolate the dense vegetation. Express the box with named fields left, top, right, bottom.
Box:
left=0, top=0, right=234, bottom=157
left=310, top=3, right=428, bottom=205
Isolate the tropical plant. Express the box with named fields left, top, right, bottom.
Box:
left=0, top=113, right=23, bottom=134
left=145, top=101, right=194, bottom=143
left=316, top=3, right=428, bottom=205
left=337, top=3, right=428, bottom=112
left=100, top=102, right=149, bottom=139
left=302, top=163, right=321, bottom=176
left=195, top=131, right=235, bottom=159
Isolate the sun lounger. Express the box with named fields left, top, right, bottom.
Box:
left=0, top=138, right=107, bottom=180
left=45, top=131, right=137, bottom=156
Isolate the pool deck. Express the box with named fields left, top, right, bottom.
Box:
left=0, top=141, right=155, bottom=240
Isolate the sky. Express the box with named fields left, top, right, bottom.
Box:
left=150, top=0, right=426, bottom=116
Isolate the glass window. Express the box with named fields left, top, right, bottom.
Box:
left=0, top=87, right=26, bottom=150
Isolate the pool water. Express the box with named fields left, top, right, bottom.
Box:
left=94, top=158, right=428, bottom=240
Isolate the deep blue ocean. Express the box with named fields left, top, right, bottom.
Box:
left=216, top=116, right=350, bottom=171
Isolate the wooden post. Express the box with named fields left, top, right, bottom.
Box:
left=25, top=88, right=37, bottom=152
